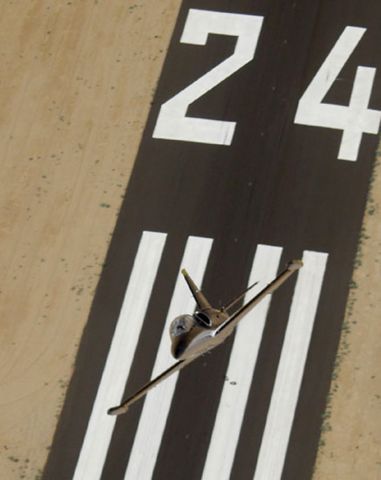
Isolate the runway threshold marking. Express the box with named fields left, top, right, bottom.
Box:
left=124, top=235, right=213, bottom=480
left=201, top=249, right=328, bottom=480
left=201, top=244, right=283, bottom=480
left=253, top=251, right=328, bottom=480
left=73, top=235, right=327, bottom=480
left=73, top=231, right=167, bottom=480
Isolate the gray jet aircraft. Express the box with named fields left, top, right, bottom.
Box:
left=108, top=259, right=302, bottom=416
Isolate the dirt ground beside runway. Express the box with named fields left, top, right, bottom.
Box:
left=0, top=1, right=181, bottom=479
left=313, top=149, right=381, bottom=480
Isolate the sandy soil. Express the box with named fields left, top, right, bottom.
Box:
left=313, top=148, right=381, bottom=480
left=0, top=1, right=181, bottom=479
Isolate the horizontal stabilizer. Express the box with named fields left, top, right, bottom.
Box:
left=216, top=259, right=303, bottom=335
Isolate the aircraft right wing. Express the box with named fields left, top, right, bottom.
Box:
left=108, top=358, right=192, bottom=416
left=215, top=259, right=303, bottom=337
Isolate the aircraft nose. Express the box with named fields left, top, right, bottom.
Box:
left=171, top=337, right=187, bottom=359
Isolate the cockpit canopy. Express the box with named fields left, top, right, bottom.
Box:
left=193, top=311, right=212, bottom=328
left=169, top=314, right=194, bottom=337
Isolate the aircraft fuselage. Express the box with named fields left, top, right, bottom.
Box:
left=170, top=308, right=229, bottom=360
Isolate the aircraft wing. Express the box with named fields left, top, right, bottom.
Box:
left=215, top=259, right=303, bottom=337
left=108, top=358, right=192, bottom=416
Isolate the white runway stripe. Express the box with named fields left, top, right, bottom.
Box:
left=253, top=250, right=328, bottom=480
left=124, top=236, right=213, bottom=480
left=73, top=231, right=167, bottom=480
left=201, top=245, right=282, bottom=480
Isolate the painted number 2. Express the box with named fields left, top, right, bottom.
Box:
left=153, top=10, right=264, bottom=145
left=294, top=26, right=381, bottom=161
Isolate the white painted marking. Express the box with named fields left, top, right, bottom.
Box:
left=201, top=245, right=282, bottom=480
left=124, top=236, right=213, bottom=480
left=153, top=9, right=263, bottom=145
left=339, top=65, right=379, bottom=160
left=73, top=231, right=167, bottom=480
left=253, top=251, right=328, bottom=480
left=294, top=26, right=381, bottom=161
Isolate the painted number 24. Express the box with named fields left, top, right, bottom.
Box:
left=152, top=9, right=381, bottom=162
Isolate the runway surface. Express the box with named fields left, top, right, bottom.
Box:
left=44, top=1, right=381, bottom=479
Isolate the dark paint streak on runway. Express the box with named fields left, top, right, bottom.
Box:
left=44, top=1, right=381, bottom=479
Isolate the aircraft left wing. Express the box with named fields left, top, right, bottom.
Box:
left=215, top=259, right=303, bottom=337
left=107, top=358, right=192, bottom=416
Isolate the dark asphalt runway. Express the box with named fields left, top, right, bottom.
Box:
left=44, top=1, right=381, bottom=479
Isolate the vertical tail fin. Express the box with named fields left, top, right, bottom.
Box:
left=181, top=269, right=211, bottom=311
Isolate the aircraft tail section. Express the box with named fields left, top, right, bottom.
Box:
left=222, top=281, right=258, bottom=313
left=181, top=269, right=211, bottom=311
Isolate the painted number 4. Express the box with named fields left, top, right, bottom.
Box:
left=295, top=26, right=381, bottom=161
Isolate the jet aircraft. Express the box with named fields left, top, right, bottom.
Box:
left=108, top=259, right=303, bottom=416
